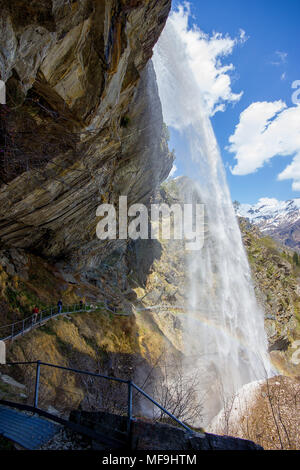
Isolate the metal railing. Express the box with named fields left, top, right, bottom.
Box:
left=0, top=301, right=188, bottom=343
left=0, top=301, right=130, bottom=342
left=1, top=360, right=193, bottom=448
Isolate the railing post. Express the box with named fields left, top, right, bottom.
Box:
left=127, top=380, right=133, bottom=449
left=22, top=319, right=25, bottom=335
left=34, top=361, right=41, bottom=408
left=11, top=323, right=14, bottom=340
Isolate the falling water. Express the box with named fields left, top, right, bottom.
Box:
left=153, top=15, right=272, bottom=424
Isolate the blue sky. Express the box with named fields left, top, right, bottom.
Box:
left=168, top=0, right=300, bottom=204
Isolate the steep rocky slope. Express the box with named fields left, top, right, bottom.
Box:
left=0, top=242, right=179, bottom=414
left=0, top=178, right=189, bottom=413
left=239, top=218, right=300, bottom=377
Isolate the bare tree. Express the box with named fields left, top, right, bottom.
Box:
left=137, top=351, right=204, bottom=427
left=211, top=373, right=300, bottom=450
left=77, top=356, right=128, bottom=416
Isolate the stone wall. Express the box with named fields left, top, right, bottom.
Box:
left=70, top=409, right=264, bottom=450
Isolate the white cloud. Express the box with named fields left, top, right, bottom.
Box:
left=229, top=101, right=300, bottom=190
left=160, top=3, right=244, bottom=116
left=278, top=153, right=300, bottom=191
left=239, top=29, right=249, bottom=44
left=281, top=72, right=286, bottom=81
left=169, top=164, right=178, bottom=178
left=256, top=197, right=279, bottom=206
left=270, top=50, right=288, bottom=66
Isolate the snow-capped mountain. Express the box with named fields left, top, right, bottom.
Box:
left=238, top=198, right=300, bottom=251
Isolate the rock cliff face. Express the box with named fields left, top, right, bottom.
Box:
left=239, top=218, right=300, bottom=377
left=0, top=0, right=173, bottom=269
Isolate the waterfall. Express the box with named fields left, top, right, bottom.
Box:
left=153, top=12, right=273, bottom=424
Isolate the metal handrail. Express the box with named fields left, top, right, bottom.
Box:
left=0, top=300, right=190, bottom=343
left=1, top=298, right=209, bottom=344
left=0, top=301, right=130, bottom=342
left=0, top=302, right=105, bottom=331
left=1, top=360, right=193, bottom=447
left=0, top=303, right=189, bottom=333
left=31, top=361, right=129, bottom=384
left=132, top=383, right=192, bottom=433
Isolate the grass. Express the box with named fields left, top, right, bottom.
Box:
left=260, top=236, right=277, bottom=249
left=0, top=381, right=12, bottom=395
left=0, top=379, right=25, bottom=403
left=293, top=303, right=300, bottom=331
left=5, top=286, right=28, bottom=315
left=39, top=324, right=56, bottom=336
left=82, top=334, right=102, bottom=354
left=19, top=282, right=47, bottom=308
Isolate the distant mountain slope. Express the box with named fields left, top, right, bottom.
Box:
left=238, top=218, right=300, bottom=377
left=238, top=198, right=300, bottom=251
